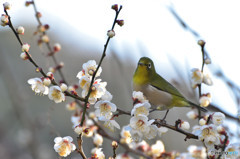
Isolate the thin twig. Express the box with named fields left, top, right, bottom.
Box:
left=154, top=119, right=198, bottom=141
left=80, top=6, right=123, bottom=126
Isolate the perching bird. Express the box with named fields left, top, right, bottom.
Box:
left=133, top=57, right=207, bottom=113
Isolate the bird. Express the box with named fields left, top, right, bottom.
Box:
left=132, top=57, right=207, bottom=116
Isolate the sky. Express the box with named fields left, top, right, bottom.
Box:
left=1, top=0, right=240, bottom=119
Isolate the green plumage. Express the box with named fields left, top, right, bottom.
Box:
left=133, top=57, right=207, bottom=112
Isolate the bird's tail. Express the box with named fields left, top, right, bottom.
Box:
left=188, top=101, right=208, bottom=112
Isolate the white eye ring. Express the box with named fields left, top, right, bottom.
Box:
left=147, top=63, right=151, bottom=69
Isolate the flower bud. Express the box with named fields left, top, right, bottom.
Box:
left=20, top=52, right=29, bottom=60
left=74, top=125, right=83, bottom=135
left=48, top=67, right=56, bottom=73
left=107, top=30, right=115, bottom=38
left=179, top=121, right=190, bottom=130
left=205, top=58, right=211, bottom=64
left=22, top=43, right=30, bottom=52
left=16, top=26, right=25, bottom=35
left=3, top=2, right=11, bottom=10
left=186, top=111, right=197, bottom=120
left=199, top=118, right=206, bottom=126
left=116, top=20, right=124, bottom=26
left=1, top=14, right=9, bottom=26
left=35, top=67, right=42, bottom=72
left=41, top=35, right=49, bottom=43
left=25, top=1, right=33, bottom=7
left=46, top=72, right=54, bottom=79
left=36, top=12, right=42, bottom=18
left=53, top=43, right=61, bottom=52
left=60, top=83, right=68, bottom=92
left=43, top=77, right=51, bottom=86
left=199, top=94, right=211, bottom=107
left=198, top=40, right=205, bottom=47
left=93, top=134, right=103, bottom=146
left=111, top=4, right=118, bottom=11
left=112, top=141, right=118, bottom=149
left=66, top=102, right=76, bottom=111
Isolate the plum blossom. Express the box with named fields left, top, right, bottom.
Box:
left=28, top=77, right=49, bottom=95
left=131, top=102, right=150, bottom=117
left=54, top=136, right=76, bottom=157
left=191, top=68, right=203, bottom=88
left=212, top=112, right=225, bottom=126
left=132, top=91, right=148, bottom=103
left=95, top=100, right=117, bottom=120
left=151, top=140, right=165, bottom=157
left=48, top=86, right=65, bottom=103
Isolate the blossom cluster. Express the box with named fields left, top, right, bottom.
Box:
left=126, top=91, right=168, bottom=142
left=27, top=77, right=66, bottom=103
left=191, top=68, right=213, bottom=107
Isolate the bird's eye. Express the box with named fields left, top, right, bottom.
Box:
left=147, top=63, right=151, bottom=69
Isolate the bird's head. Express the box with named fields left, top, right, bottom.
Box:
left=133, top=57, right=156, bottom=84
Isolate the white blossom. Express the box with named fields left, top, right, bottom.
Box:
left=212, top=112, right=225, bottom=126
left=179, top=121, right=190, bottom=130
left=130, top=129, right=143, bottom=142
left=93, top=133, right=103, bottom=146
left=82, top=80, right=107, bottom=104
left=22, top=43, right=30, bottom=52
left=116, top=153, right=134, bottom=159
left=198, top=124, right=220, bottom=149
left=1, top=14, right=8, bottom=26
left=187, top=145, right=207, bottom=159
left=186, top=111, right=197, bottom=120
left=151, top=140, right=165, bottom=157
left=60, top=83, right=68, bottom=92
left=107, top=30, right=115, bottom=38
left=48, top=86, right=65, bottom=103
left=74, top=125, right=83, bottom=135
left=91, top=148, right=105, bottom=159
left=54, top=136, right=76, bottom=157
left=158, top=127, right=168, bottom=137
left=199, top=95, right=211, bottom=107
left=130, top=115, right=151, bottom=133
left=100, top=117, right=120, bottom=132
left=16, top=26, right=25, bottom=35
left=28, top=78, right=49, bottom=95
left=199, top=118, right=207, bottom=126
left=101, top=90, right=113, bottom=101
left=95, top=100, right=117, bottom=120
left=144, top=124, right=158, bottom=139
left=77, top=60, right=102, bottom=79
left=191, top=68, right=203, bottom=88
left=132, top=91, right=148, bottom=103
left=131, top=102, right=150, bottom=117
left=3, top=2, right=11, bottom=10
left=203, top=74, right=213, bottom=86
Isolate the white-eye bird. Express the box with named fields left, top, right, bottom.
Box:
left=133, top=57, right=207, bottom=112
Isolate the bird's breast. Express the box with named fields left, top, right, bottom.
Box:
left=133, top=83, right=172, bottom=110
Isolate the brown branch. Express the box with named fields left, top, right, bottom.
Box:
left=217, top=133, right=228, bottom=159
left=76, top=133, right=87, bottom=159
left=80, top=6, right=123, bottom=126
left=153, top=119, right=198, bottom=141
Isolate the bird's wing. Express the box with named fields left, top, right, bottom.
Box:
left=151, top=74, right=185, bottom=99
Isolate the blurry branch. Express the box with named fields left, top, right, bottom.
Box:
left=168, top=5, right=239, bottom=121
left=0, top=50, right=38, bottom=158
left=31, top=0, right=67, bottom=84
left=4, top=9, right=86, bottom=102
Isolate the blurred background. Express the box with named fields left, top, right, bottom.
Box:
left=0, top=0, right=240, bottom=158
